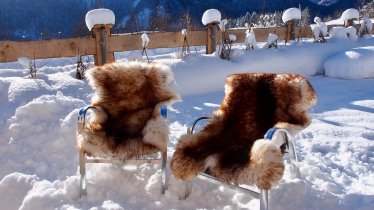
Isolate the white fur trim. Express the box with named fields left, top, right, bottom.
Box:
left=91, top=106, right=107, bottom=125
left=142, top=115, right=168, bottom=152
left=236, top=139, right=284, bottom=189
left=77, top=131, right=113, bottom=158
left=251, top=139, right=284, bottom=189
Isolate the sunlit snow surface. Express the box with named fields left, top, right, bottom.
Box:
left=0, top=37, right=374, bottom=210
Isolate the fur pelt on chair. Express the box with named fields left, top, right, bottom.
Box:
left=77, top=61, right=179, bottom=159
left=171, top=73, right=317, bottom=189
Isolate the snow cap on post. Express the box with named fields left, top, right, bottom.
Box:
left=282, top=8, right=301, bottom=23
left=141, top=33, right=149, bottom=48
left=341, top=8, right=359, bottom=21
left=202, top=9, right=221, bottom=25
left=85, top=9, right=115, bottom=31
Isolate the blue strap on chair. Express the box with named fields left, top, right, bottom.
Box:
left=160, top=106, right=168, bottom=119
left=264, top=128, right=278, bottom=140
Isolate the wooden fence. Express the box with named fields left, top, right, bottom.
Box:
left=0, top=23, right=371, bottom=64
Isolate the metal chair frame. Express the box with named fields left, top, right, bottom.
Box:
left=77, top=106, right=169, bottom=197
left=183, top=117, right=301, bottom=210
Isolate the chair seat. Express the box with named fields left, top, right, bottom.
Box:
left=77, top=109, right=168, bottom=160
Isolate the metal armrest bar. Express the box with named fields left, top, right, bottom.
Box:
left=264, top=128, right=300, bottom=179
left=78, top=106, right=99, bottom=125
left=188, top=116, right=210, bottom=134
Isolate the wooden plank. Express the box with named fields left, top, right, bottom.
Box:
left=296, top=26, right=314, bottom=39
left=0, top=37, right=96, bottom=63
left=252, top=27, right=288, bottom=42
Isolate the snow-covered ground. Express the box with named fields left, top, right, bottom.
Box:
left=0, top=37, right=374, bottom=210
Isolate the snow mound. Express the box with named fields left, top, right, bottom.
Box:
left=324, top=46, right=374, bottom=79
left=329, top=26, right=348, bottom=39
left=85, top=9, right=115, bottom=31
left=229, top=34, right=236, bottom=42
left=0, top=173, right=39, bottom=210
left=346, top=26, right=357, bottom=40
left=17, top=57, right=30, bottom=69
left=0, top=80, right=10, bottom=107
left=202, top=9, right=221, bottom=25
left=311, top=24, right=320, bottom=39
left=359, top=17, right=373, bottom=36
left=282, top=8, right=301, bottom=23
left=245, top=28, right=257, bottom=49
left=314, top=16, right=322, bottom=24
left=1, top=92, right=85, bottom=180
left=268, top=33, right=278, bottom=43
left=341, top=8, right=359, bottom=21
left=363, top=17, right=373, bottom=31
left=319, top=22, right=328, bottom=36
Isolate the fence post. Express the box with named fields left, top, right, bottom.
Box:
left=207, top=22, right=219, bottom=54
left=91, top=24, right=115, bottom=66
left=286, top=20, right=296, bottom=43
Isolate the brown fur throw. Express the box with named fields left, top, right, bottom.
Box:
left=171, top=73, right=317, bottom=189
left=77, top=61, right=179, bottom=159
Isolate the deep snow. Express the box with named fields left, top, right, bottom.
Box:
left=0, top=36, right=374, bottom=210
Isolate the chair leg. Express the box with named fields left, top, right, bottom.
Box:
left=161, top=151, right=168, bottom=194
left=260, top=189, right=268, bottom=210
left=286, top=137, right=301, bottom=179
left=79, top=150, right=87, bottom=197
left=183, top=181, right=192, bottom=199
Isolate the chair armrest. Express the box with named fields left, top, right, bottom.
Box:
left=160, top=106, right=168, bottom=119
left=187, top=117, right=210, bottom=134
left=78, top=106, right=99, bottom=125
left=264, top=127, right=301, bottom=178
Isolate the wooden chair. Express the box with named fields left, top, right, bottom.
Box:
left=171, top=73, right=317, bottom=210
left=76, top=61, right=179, bottom=197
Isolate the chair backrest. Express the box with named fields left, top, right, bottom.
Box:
left=77, top=61, right=179, bottom=159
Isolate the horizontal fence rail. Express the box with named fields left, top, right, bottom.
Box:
left=0, top=24, right=371, bottom=63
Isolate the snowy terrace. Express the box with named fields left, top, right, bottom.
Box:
left=0, top=31, right=373, bottom=209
